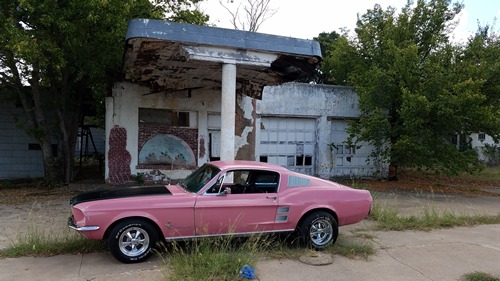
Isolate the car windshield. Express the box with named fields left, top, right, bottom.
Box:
left=179, top=164, right=221, bottom=193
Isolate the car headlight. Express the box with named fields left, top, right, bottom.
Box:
left=72, top=207, right=86, bottom=226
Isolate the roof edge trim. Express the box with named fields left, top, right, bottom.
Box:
left=126, top=19, right=322, bottom=60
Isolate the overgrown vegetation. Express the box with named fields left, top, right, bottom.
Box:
left=459, top=166, right=500, bottom=183
left=369, top=203, right=500, bottom=231
left=163, top=233, right=375, bottom=281
left=0, top=227, right=106, bottom=258
left=348, top=166, right=500, bottom=196
left=327, top=237, right=375, bottom=260
left=461, top=272, right=500, bottom=281
left=320, top=0, right=500, bottom=177
left=164, top=235, right=272, bottom=281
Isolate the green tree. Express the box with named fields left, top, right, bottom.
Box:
left=321, top=0, right=500, bottom=177
left=0, top=0, right=208, bottom=184
left=313, top=31, right=341, bottom=84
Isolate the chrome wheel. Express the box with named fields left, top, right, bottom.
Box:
left=309, top=218, right=333, bottom=246
left=298, top=211, right=338, bottom=249
left=109, top=220, right=157, bottom=263
left=118, top=226, right=150, bottom=257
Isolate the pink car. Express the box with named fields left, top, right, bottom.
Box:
left=69, top=160, right=372, bottom=263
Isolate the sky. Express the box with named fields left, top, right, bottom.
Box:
left=199, top=0, right=500, bottom=42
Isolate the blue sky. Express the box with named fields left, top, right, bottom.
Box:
left=462, top=0, right=499, bottom=31
left=201, top=0, right=500, bottom=42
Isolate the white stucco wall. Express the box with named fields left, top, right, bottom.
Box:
left=259, top=83, right=360, bottom=118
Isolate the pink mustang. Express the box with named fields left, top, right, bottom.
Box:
left=69, top=160, right=372, bottom=263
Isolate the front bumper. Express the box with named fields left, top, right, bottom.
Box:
left=68, top=216, right=100, bottom=232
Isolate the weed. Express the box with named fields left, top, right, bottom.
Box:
left=0, top=202, right=106, bottom=258
left=163, top=234, right=275, bottom=281
left=161, top=232, right=376, bottom=280
left=134, top=173, right=145, bottom=184
left=369, top=203, right=500, bottom=231
left=326, top=236, right=375, bottom=260
left=461, top=272, right=500, bottom=281
left=0, top=227, right=105, bottom=258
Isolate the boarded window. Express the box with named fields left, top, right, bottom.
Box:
left=139, top=108, right=190, bottom=127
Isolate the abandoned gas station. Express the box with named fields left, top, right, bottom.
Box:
left=105, top=19, right=379, bottom=184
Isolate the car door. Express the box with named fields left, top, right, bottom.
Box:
left=194, top=169, right=279, bottom=236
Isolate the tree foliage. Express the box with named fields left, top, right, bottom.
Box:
left=312, top=31, right=341, bottom=84
left=320, top=0, right=500, bottom=176
left=0, top=0, right=208, bottom=183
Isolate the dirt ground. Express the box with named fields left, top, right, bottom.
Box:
left=341, top=169, right=500, bottom=197
left=0, top=180, right=107, bottom=250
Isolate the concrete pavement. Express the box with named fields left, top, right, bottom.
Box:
left=256, top=224, right=500, bottom=281
left=0, top=253, right=165, bottom=281
left=1, top=190, right=499, bottom=281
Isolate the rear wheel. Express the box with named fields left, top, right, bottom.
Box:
left=298, top=211, right=338, bottom=249
left=108, top=219, right=158, bottom=263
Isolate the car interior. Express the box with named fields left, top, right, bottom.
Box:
left=206, top=170, right=279, bottom=194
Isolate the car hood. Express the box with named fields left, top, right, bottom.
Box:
left=70, top=185, right=171, bottom=206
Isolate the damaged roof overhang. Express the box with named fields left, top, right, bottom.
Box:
left=122, top=19, right=322, bottom=99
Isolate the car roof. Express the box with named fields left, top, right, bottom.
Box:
left=207, top=160, right=290, bottom=172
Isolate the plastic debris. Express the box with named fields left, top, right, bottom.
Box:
left=239, top=264, right=255, bottom=280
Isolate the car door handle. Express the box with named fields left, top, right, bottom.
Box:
left=266, top=196, right=277, bottom=200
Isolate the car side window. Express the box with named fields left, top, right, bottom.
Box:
left=248, top=171, right=279, bottom=193
left=206, top=170, right=279, bottom=195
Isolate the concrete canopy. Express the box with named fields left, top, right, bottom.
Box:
left=123, top=19, right=322, bottom=99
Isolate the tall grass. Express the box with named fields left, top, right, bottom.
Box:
left=163, top=234, right=275, bottom=281
left=369, top=203, right=500, bottom=231
left=0, top=226, right=106, bottom=258
left=162, top=232, right=376, bottom=280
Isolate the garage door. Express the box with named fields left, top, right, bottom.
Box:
left=330, top=119, right=376, bottom=177
left=259, top=117, right=316, bottom=175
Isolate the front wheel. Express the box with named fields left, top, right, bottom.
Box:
left=108, top=219, right=158, bottom=263
left=298, top=211, right=338, bottom=249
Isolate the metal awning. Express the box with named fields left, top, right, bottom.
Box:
left=122, top=19, right=321, bottom=99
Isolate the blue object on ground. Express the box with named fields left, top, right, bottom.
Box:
left=239, top=264, right=255, bottom=279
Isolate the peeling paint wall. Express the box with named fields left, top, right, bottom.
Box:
left=105, top=81, right=380, bottom=183
left=258, top=83, right=360, bottom=117
left=106, top=81, right=223, bottom=182
left=235, top=92, right=256, bottom=160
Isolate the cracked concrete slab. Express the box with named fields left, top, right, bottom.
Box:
left=0, top=254, right=164, bottom=281
left=255, top=224, right=500, bottom=281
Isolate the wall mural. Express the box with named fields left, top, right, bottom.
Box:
left=139, top=134, right=196, bottom=166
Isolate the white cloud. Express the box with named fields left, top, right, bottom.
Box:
left=452, top=9, right=472, bottom=43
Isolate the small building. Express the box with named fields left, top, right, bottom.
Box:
left=469, top=133, right=500, bottom=166
left=257, top=83, right=378, bottom=179
left=0, top=102, right=45, bottom=179
left=104, top=19, right=322, bottom=183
